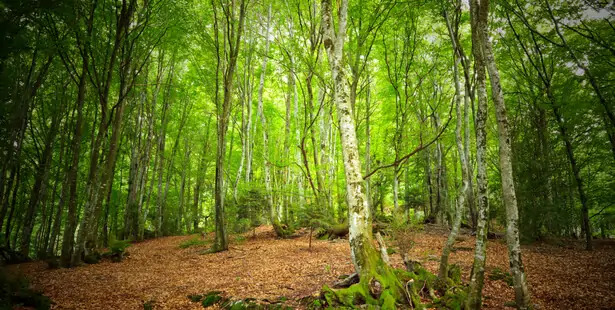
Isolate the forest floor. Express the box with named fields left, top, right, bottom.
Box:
left=5, top=225, right=615, bottom=309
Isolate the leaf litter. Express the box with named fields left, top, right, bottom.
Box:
left=6, top=225, right=615, bottom=309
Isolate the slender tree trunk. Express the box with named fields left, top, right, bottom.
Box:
left=478, top=0, right=531, bottom=306
left=365, top=73, right=372, bottom=210
left=178, top=138, right=191, bottom=234
left=155, top=74, right=171, bottom=237
left=439, top=49, right=467, bottom=281
left=48, top=135, right=71, bottom=256
left=61, top=56, right=89, bottom=266
left=293, top=63, right=304, bottom=210
left=467, top=0, right=490, bottom=305
left=550, top=100, right=592, bottom=250
left=20, top=104, right=62, bottom=257
left=193, top=118, right=211, bottom=232
left=322, top=0, right=380, bottom=275
left=234, top=90, right=247, bottom=201
left=212, top=0, right=246, bottom=252
left=257, top=4, right=276, bottom=222
left=283, top=59, right=293, bottom=222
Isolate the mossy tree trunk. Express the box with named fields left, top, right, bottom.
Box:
left=321, top=1, right=405, bottom=308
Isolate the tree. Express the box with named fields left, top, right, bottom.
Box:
left=211, top=0, right=248, bottom=252
left=472, top=0, right=531, bottom=307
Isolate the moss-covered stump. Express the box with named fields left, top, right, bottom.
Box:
left=272, top=221, right=294, bottom=238
left=316, top=223, right=349, bottom=240
left=320, top=265, right=468, bottom=309
left=83, top=251, right=102, bottom=264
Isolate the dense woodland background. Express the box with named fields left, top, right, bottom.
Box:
left=0, top=0, right=614, bottom=308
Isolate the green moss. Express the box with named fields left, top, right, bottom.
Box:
left=201, top=291, right=224, bottom=307
left=272, top=221, right=294, bottom=238
left=188, top=294, right=203, bottom=302
left=379, top=291, right=396, bottom=310
left=143, top=300, right=154, bottom=310
left=503, top=301, right=518, bottom=308
left=83, top=251, right=101, bottom=264
left=435, top=287, right=468, bottom=310
left=489, top=268, right=513, bottom=286
left=321, top=260, right=467, bottom=310
left=179, top=237, right=209, bottom=249
left=448, top=264, right=462, bottom=284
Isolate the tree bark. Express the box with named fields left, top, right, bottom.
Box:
left=478, top=0, right=531, bottom=307
left=257, top=4, right=276, bottom=222
left=467, top=0, right=490, bottom=306
left=212, top=0, right=247, bottom=252
left=439, top=40, right=467, bottom=281
left=322, top=0, right=378, bottom=274
left=20, top=101, right=62, bottom=257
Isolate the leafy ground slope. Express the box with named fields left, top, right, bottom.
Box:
left=7, top=226, right=615, bottom=309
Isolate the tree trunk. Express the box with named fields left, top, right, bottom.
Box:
left=20, top=103, right=62, bottom=257
left=365, top=73, right=372, bottom=210
left=322, top=0, right=378, bottom=274
left=467, top=0, right=490, bottom=306
left=439, top=45, right=467, bottom=281
left=551, top=102, right=592, bottom=250
left=212, top=0, right=247, bottom=252
left=478, top=0, right=531, bottom=306
left=257, top=4, right=276, bottom=222
left=155, top=73, right=171, bottom=237
left=61, top=55, right=89, bottom=267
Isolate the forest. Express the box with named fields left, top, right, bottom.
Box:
left=0, top=0, right=614, bottom=309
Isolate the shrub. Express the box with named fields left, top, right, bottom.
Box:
left=102, top=238, right=131, bottom=262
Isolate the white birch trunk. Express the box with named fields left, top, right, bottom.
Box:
left=439, top=48, right=467, bottom=281
left=322, top=0, right=377, bottom=273
left=467, top=0, right=490, bottom=306
left=480, top=13, right=531, bottom=309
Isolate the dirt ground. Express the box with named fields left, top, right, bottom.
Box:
left=6, top=225, right=615, bottom=309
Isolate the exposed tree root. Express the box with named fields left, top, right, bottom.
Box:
left=321, top=263, right=468, bottom=309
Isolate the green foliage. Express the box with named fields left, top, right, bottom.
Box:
left=272, top=220, right=295, bottom=238
left=188, top=294, right=203, bottom=302
left=201, top=291, right=224, bottom=307
left=101, top=237, right=132, bottom=262
left=489, top=268, right=513, bottom=287
left=229, top=188, right=267, bottom=234
left=109, top=239, right=131, bottom=255
left=143, top=300, right=155, bottom=310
